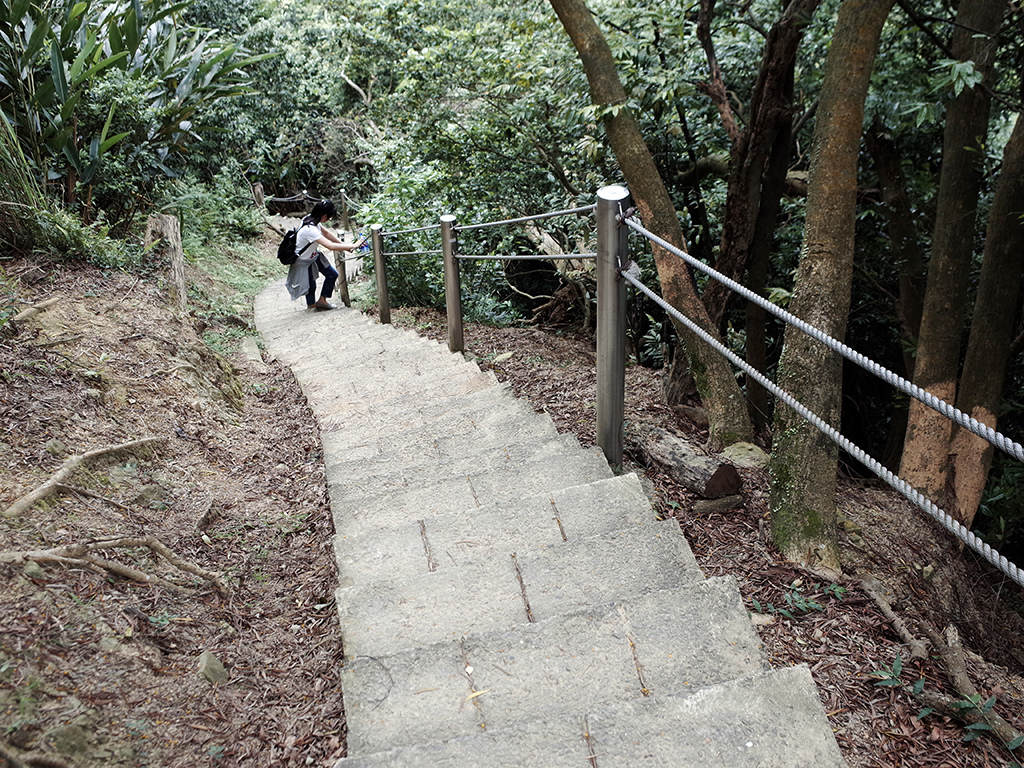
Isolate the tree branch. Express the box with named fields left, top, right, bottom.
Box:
left=3, top=438, right=167, bottom=518
left=0, top=535, right=230, bottom=594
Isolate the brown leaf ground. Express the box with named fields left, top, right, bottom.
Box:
left=1, top=254, right=1022, bottom=768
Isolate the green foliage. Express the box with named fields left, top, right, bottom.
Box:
left=750, top=581, right=845, bottom=620
left=976, top=458, right=1024, bottom=552
left=158, top=158, right=264, bottom=247
left=869, top=652, right=904, bottom=687
left=0, top=0, right=273, bottom=224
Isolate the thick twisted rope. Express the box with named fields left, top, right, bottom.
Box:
left=622, top=216, right=1024, bottom=464
left=620, top=261, right=1024, bottom=589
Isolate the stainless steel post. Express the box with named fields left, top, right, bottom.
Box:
left=371, top=224, right=390, bottom=324
left=441, top=214, right=464, bottom=353
left=596, top=185, right=630, bottom=470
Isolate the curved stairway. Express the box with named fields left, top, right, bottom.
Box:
left=254, top=280, right=847, bottom=767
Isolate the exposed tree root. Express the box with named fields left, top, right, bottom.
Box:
left=0, top=739, right=73, bottom=768
left=2, top=437, right=166, bottom=518
left=0, top=535, right=231, bottom=595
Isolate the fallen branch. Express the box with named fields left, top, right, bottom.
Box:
left=2, top=437, right=166, bottom=518
left=10, top=297, right=61, bottom=326
left=915, top=621, right=1024, bottom=750
left=0, top=535, right=231, bottom=595
left=859, top=577, right=928, bottom=659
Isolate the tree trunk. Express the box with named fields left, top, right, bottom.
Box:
left=642, top=428, right=743, bottom=498
left=864, top=118, right=925, bottom=469
left=769, top=0, right=895, bottom=577
left=948, top=108, right=1024, bottom=527
left=548, top=0, right=752, bottom=449
left=145, top=214, right=186, bottom=315
left=699, top=0, right=822, bottom=331
left=864, top=118, right=925, bottom=378
left=744, top=70, right=796, bottom=434
left=899, top=0, right=1005, bottom=502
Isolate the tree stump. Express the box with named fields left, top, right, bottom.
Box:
left=642, top=427, right=742, bottom=498
left=145, top=214, right=186, bottom=314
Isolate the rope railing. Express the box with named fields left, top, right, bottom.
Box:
left=358, top=183, right=1022, bottom=590
left=370, top=204, right=601, bottom=340
left=621, top=216, right=1024, bottom=466
left=619, top=259, right=1024, bottom=590
left=384, top=249, right=443, bottom=257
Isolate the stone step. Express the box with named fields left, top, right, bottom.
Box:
left=290, top=332, right=475, bottom=381
left=327, top=431, right=582, bottom=483
left=335, top=519, right=701, bottom=656
left=330, top=446, right=614, bottom=533
left=303, top=368, right=499, bottom=415
left=319, top=384, right=556, bottom=453
left=334, top=473, right=662, bottom=587
left=333, top=665, right=844, bottom=768
left=340, top=578, right=765, bottom=756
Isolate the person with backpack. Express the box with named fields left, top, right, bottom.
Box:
left=285, top=199, right=367, bottom=311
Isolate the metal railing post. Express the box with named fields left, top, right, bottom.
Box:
left=441, top=214, right=464, bottom=353
left=596, top=185, right=631, bottom=470
left=371, top=224, right=390, bottom=324
left=340, top=189, right=351, bottom=232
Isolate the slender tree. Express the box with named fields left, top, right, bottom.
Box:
left=769, top=0, right=896, bottom=576
left=947, top=103, right=1024, bottom=527
left=548, top=0, right=752, bottom=449
left=899, top=0, right=1006, bottom=506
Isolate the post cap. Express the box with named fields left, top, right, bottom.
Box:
left=597, top=185, right=630, bottom=202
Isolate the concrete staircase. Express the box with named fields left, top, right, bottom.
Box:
left=253, top=281, right=846, bottom=767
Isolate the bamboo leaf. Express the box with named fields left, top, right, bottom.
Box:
left=72, top=51, right=130, bottom=86
left=50, top=40, right=69, bottom=104
left=9, top=0, right=32, bottom=27
left=122, top=8, right=140, bottom=56
left=99, top=131, right=130, bottom=153
left=99, top=103, right=116, bottom=145
left=163, top=24, right=177, bottom=72
left=25, top=15, right=51, bottom=62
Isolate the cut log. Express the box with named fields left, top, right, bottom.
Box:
left=642, top=428, right=742, bottom=498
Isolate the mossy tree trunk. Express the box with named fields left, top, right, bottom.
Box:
left=548, top=0, right=752, bottom=450
left=769, top=0, right=896, bottom=576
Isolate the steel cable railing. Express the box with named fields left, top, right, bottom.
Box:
left=621, top=216, right=1024, bottom=466
left=455, top=253, right=596, bottom=261
left=454, top=204, right=597, bottom=232
left=617, top=229, right=1024, bottom=589
left=381, top=223, right=442, bottom=237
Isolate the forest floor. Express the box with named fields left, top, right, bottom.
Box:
left=1, top=241, right=1024, bottom=768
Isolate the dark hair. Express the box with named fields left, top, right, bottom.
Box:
left=304, top=199, right=337, bottom=225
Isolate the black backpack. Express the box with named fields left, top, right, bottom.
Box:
left=277, top=226, right=315, bottom=265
